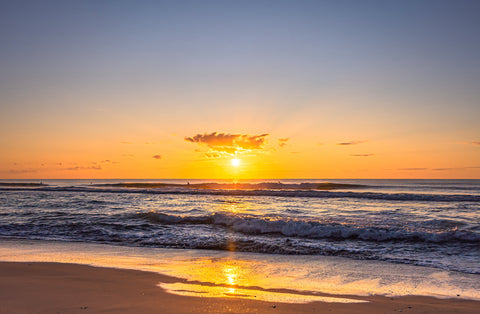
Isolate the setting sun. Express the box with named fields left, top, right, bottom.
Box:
left=231, top=158, right=240, bottom=167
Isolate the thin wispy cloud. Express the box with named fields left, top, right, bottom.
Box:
left=397, top=167, right=479, bottom=171
left=99, top=160, right=118, bottom=164
left=65, top=166, right=102, bottom=171
left=350, top=154, right=374, bottom=157
left=9, top=169, right=39, bottom=174
left=337, top=140, right=368, bottom=146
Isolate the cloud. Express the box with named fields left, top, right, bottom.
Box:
left=398, top=167, right=480, bottom=171
left=424, top=167, right=473, bottom=171
left=433, top=166, right=480, bottom=170
left=469, top=141, right=480, bottom=145
left=9, top=169, right=39, bottom=174
left=337, top=140, right=368, bottom=146
left=93, top=160, right=118, bottom=165
left=350, top=154, right=374, bottom=157
left=65, top=166, right=102, bottom=171
left=205, top=152, right=221, bottom=158
left=152, top=155, right=162, bottom=159
left=278, top=138, right=289, bottom=148
left=100, top=159, right=119, bottom=164
left=185, top=132, right=269, bottom=155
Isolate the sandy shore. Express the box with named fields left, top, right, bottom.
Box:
left=0, top=262, right=478, bottom=313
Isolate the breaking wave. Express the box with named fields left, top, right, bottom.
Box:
left=134, top=211, right=480, bottom=243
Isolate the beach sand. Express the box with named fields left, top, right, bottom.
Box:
left=1, top=262, right=478, bottom=314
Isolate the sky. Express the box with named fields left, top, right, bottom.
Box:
left=1, top=0, right=479, bottom=179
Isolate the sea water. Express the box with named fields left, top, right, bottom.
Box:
left=0, top=179, right=479, bottom=300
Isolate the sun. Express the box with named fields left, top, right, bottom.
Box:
left=231, top=158, right=240, bottom=167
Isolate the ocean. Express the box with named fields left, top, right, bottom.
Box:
left=1, top=179, right=479, bottom=276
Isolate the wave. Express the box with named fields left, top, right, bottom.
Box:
left=2, top=186, right=479, bottom=202
left=92, top=181, right=365, bottom=190
left=2, top=210, right=479, bottom=274
left=134, top=212, right=480, bottom=243
left=0, top=182, right=47, bottom=187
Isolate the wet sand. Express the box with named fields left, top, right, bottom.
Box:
left=0, top=262, right=478, bottom=314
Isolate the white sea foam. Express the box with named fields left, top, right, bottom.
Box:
left=137, top=211, right=480, bottom=243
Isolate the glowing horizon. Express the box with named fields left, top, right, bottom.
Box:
left=1, top=1, right=479, bottom=179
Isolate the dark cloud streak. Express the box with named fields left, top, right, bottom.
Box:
left=350, top=154, right=374, bottom=157
left=337, top=140, right=368, bottom=146
left=8, top=169, right=39, bottom=174
left=65, top=166, right=102, bottom=171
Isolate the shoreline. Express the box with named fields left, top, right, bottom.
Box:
left=1, top=239, right=479, bottom=301
left=1, top=261, right=479, bottom=314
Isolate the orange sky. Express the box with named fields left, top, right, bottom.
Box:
left=1, top=1, right=479, bottom=179
left=2, top=129, right=479, bottom=179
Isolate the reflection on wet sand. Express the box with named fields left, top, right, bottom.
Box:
left=1, top=240, right=479, bottom=302
left=158, top=282, right=366, bottom=304
left=158, top=258, right=366, bottom=303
